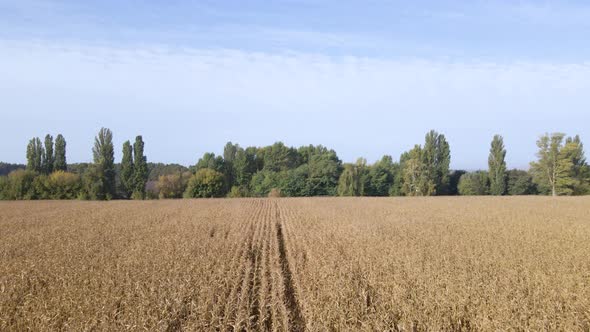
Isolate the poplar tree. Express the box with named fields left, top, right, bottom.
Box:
left=43, top=134, right=54, bottom=174
left=54, top=134, right=67, bottom=171
left=132, top=135, right=148, bottom=199
left=92, top=128, right=116, bottom=199
left=26, top=137, right=44, bottom=172
left=223, top=141, right=239, bottom=188
left=120, top=141, right=134, bottom=198
left=421, top=130, right=450, bottom=195
left=488, top=135, right=507, bottom=195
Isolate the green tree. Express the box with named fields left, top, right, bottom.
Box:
left=250, top=170, right=279, bottom=197
left=562, top=135, right=589, bottom=195
left=233, top=147, right=257, bottom=189
left=120, top=140, right=134, bottom=198
left=184, top=168, right=226, bottom=198
left=54, top=134, right=67, bottom=171
left=132, top=136, right=148, bottom=199
left=91, top=128, right=115, bottom=200
left=195, top=153, right=225, bottom=173
left=43, top=134, right=54, bottom=174
left=458, top=171, right=490, bottom=195
left=305, top=148, right=341, bottom=196
left=4, top=169, right=38, bottom=200
left=0, top=176, right=8, bottom=200
left=157, top=172, right=190, bottom=199
left=147, top=163, right=189, bottom=181
left=223, top=141, right=239, bottom=188
left=530, top=133, right=578, bottom=196
left=448, top=170, right=467, bottom=195
left=281, top=166, right=309, bottom=197
left=506, top=169, right=537, bottom=195
left=401, top=145, right=431, bottom=196
left=26, top=137, right=44, bottom=172
left=37, top=171, right=81, bottom=199
left=422, top=130, right=450, bottom=195
left=262, top=142, right=301, bottom=172
left=389, top=161, right=404, bottom=196
left=337, top=159, right=368, bottom=197
left=337, top=164, right=356, bottom=196
left=366, top=155, right=395, bottom=196
left=488, top=135, right=507, bottom=195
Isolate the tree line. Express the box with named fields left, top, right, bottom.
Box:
left=0, top=128, right=588, bottom=200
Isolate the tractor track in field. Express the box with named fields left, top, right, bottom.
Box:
left=241, top=200, right=267, bottom=331
left=215, top=200, right=306, bottom=332
left=274, top=202, right=306, bottom=332
left=217, top=200, right=261, bottom=330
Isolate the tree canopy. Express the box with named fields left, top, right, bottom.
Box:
left=2, top=129, right=589, bottom=200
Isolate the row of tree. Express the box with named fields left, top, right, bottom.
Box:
left=0, top=129, right=588, bottom=200
left=457, top=134, right=589, bottom=196
left=25, top=134, right=67, bottom=174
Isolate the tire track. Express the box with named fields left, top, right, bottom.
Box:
left=257, top=204, right=274, bottom=331
left=268, top=210, right=288, bottom=331
left=219, top=199, right=263, bottom=329
left=246, top=202, right=269, bottom=330
left=238, top=200, right=267, bottom=330
left=274, top=201, right=306, bottom=332
left=233, top=198, right=268, bottom=330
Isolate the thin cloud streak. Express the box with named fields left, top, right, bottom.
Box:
left=0, top=40, right=589, bottom=169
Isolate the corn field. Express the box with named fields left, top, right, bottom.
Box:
left=1, top=197, right=589, bottom=331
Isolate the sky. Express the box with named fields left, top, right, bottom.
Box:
left=0, top=0, right=589, bottom=169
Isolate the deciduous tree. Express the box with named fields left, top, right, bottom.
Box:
left=530, top=133, right=572, bottom=196
left=26, top=137, right=44, bottom=173
left=133, top=136, right=148, bottom=199
left=184, top=168, right=225, bottom=198
left=54, top=134, right=67, bottom=171
left=488, top=135, right=507, bottom=195
left=506, top=169, right=537, bottom=195
left=91, top=128, right=115, bottom=200
left=422, top=130, right=450, bottom=195
left=120, top=141, right=134, bottom=198
left=458, top=171, right=490, bottom=195
left=43, top=134, right=54, bottom=174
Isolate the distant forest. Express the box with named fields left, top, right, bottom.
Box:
left=1, top=128, right=588, bottom=200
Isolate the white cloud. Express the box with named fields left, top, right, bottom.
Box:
left=0, top=39, right=589, bottom=168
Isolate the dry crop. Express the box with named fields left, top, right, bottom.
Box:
left=1, top=197, right=589, bottom=331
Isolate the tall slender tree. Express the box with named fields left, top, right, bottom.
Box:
left=54, top=134, right=67, bottom=171
left=233, top=146, right=256, bottom=188
left=421, top=130, right=450, bottom=195
left=26, top=137, right=44, bottom=172
left=488, top=135, right=507, bottom=195
left=43, top=134, right=54, bottom=174
left=133, top=135, right=148, bottom=199
left=223, top=142, right=239, bottom=189
left=92, top=128, right=116, bottom=199
left=120, top=141, right=134, bottom=198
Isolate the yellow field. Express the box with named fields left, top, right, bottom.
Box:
left=1, top=197, right=589, bottom=331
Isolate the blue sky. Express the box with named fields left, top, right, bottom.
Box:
left=0, top=0, right=589, bottom=169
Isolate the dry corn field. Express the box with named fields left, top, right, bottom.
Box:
left=1, top=197, right=590, bottom=331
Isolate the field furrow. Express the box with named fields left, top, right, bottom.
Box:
left=221, top=200, right=263, bottom=329
left=274, top=201, right=306, bottom=332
